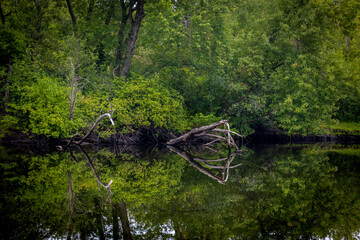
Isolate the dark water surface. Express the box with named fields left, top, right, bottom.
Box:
left=1, top=144, right=360, bottom=240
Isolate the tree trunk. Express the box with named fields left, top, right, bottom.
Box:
left=114, top=1, right=130, bottom=77
left=86, top=0, right=95, bottom=21
left=3, top=56, right=11, bottom=115
left=118, top=202, right=133, bottom=240
left=68, top=59, right=78, bottom=120
left=66, top=0, right=77, bottom=33
left=0, top=0, right=6, bottom=25
left=79, top=145, right=113, bottom=191
left=166, top=120, right=227, bottom=145
left=166, top=120, right=241, bottom=151
left=119, top=0, right=145, bottom=78
left=69, top=82, right=76, bottom=120
left=114, top=0, right=145, bottom=79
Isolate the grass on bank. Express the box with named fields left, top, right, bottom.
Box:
left=322, top=122, right=360, bottom=136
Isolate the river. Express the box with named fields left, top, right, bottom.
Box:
left=1, top=143, right=359, bottom=239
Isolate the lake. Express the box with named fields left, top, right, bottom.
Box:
left=1, top=143, right=360, bottom=239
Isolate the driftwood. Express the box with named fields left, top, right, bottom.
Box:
left=67, top=110, right=115, bottom=146
left=62, top=117, right=240, bottom=151
left=167, top=120, right=242, bottom=151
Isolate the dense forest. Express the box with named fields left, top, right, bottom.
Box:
left=0, top=0, right=359, bottom=141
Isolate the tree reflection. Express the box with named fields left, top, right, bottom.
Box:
left=168, top=145, right=243, bottom=184
left=1, top=145, right=360, bottom=239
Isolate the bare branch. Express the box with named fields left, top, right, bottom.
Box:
left=68, top=111, right=115, bottom=145
left=167, top=120, right=228, bottom=145
left=67, top=133, right=81, bottom=146
left=193, top=156, right=228, bottom=162
left=212, top=128, right=243, bottom=138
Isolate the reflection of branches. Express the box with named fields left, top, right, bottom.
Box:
left=77, top=146, right=113, bottom=201
left=168, top=146, right=243, bottom=184
left=67, top=146, right=78, bottom=164
left=66, top=147, right=121, bottom=238
left=118, top=202, right=133, bottom=240
left=67, top=170, right=75, bottom=240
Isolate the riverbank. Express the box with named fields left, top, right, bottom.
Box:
left=247, top=122, right=360, bottom=144
left=1, top=124, right=359, bottom=149
left=247, top=132, right=360, bottom=144
left=322, top=122, right=360, bottom=136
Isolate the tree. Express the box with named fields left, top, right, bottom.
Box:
left=114, top=0, right=145, bottom=78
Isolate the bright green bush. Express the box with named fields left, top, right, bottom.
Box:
left=13, top=77, right=79, bottom=138
left=3, top=76, right=102, bottom=138
left=112, top=76, right=187, bottom=132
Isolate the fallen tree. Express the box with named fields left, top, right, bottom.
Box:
left=63, top=117, right=241, bottom=151
left=166, top=120, right=242, bottom=151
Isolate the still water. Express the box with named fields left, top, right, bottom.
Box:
left=1, top=144, right=360, bottom=239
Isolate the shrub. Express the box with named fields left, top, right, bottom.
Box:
left=112, top=76, right=187, bottom=132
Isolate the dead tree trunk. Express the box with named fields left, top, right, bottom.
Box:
left=69, top=111, right=114, bottom=145
left=167, top=120, right=227, bottom=145
left=67, top=170, right=75, bottom=240
left=166, top=120, right=242, bottom=151
left=3, top=56, right=11, bottom=115
left=68, top=58, right=81, bottom=120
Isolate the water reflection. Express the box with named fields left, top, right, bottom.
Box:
left=168, top=145, right=243, bottom=184
left=0, top=144, right=360, bottom=239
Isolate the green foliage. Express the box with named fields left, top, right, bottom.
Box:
left=1, top=76, right=102, bottom=138
left=112, top=76, right=187, bottom=132
left=10, top=76, right=79, bottom=138
left=1, top=0, right=359, bottom=139
left=135, top=0, right=360, bottom=135
left=268, top=54, right=340, bottom=134
left=323, top=122, right=360, bottom=136
left=190, top=113, right=222, bottom=128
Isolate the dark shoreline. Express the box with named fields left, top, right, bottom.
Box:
left=246, top=132, right=360, bottom=145
left=1, top=130, right=359, bottom=151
